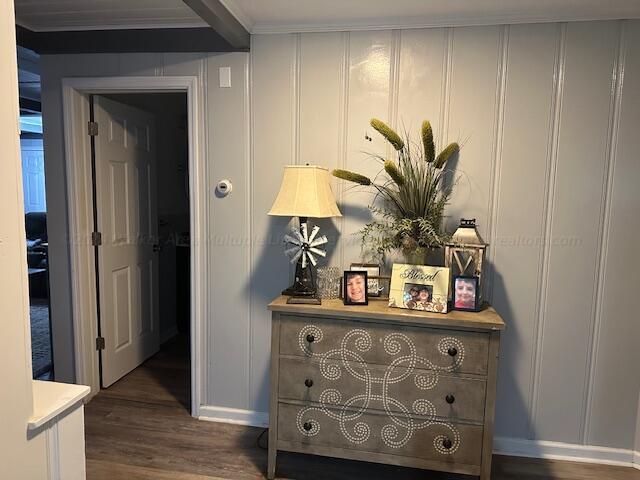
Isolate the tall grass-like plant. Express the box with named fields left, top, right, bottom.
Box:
left=333, top=118, right=459, bottom=262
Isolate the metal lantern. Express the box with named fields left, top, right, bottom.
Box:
left=444, top=219, right=489, bottom=303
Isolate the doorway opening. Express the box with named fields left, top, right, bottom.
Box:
left=61, top=76, right=205, bottom=418
left=89, top=92, right=191, bottom=407
left=18, top=46, right=54, bottom=380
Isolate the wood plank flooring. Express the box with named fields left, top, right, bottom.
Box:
left=85, top=336, right=640, bottom=480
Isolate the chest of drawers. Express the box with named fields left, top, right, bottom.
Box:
left=267, top=296, right=504, bottom=480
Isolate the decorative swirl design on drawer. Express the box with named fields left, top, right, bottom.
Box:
left=295, top=325, right=465, bottom=454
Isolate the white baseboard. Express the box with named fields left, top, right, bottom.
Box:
left=198, top=405, right=269, bottom=428
left=495, top=437, right=638, bottom=468
left=159, top=326, right=178, bottom=344
left=192, top=411, right=640, bottom=470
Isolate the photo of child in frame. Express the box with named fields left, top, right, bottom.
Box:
left=343, top=271, right=369, bottom=305
left=402, top=283, right=434, bottom=310
left=453, top=276, right=479, bottom=311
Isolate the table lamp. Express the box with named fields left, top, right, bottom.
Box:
left=268, top=165, right=342, bottom=300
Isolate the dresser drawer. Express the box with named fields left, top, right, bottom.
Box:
left=279, top=356, right=487, bottom=423
left=278, top=402, right=483, bottom=467
left=279, top=316, right=490, bottom=376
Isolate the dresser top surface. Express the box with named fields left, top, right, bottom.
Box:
left=269, top=296, right=505, bottom=331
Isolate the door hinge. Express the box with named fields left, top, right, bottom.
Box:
left=96, top=337, right=105, bottom=350
left=88, top=121, right=99, bottom=136
left=91, top=231, right=102, bottom=246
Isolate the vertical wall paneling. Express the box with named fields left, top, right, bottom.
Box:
left=40, top=22, right=640, bottom=451
left=396, top=28, right=446, bottom=146
left=337, top=32, right=350, bottom=269
left=388, top=30, right=401, bottom=132
left=445, top=26, right=501, bottom=234
left=199, top=54, right=209, bottom=411
left=535, top=21, right=618, bottom=443
left=439, top=28, right=454, bottom=148
left=160, top=53, right=205, bottom=77
left=298, top=33, right=344, bottom=266
left=341, top=30, right=392, bottom=264
left=587, top=20, right=640, bottom=449
left=636, top=398, right=640, bottom=452
left=249, top=35, right=297, bottom=411
left=206, top=53, right=251, bottom=409
left=529, top=23, right=566, bottom=440
left=246, top=43, right=254, bottom=415
left=484, top=24, right=509, bottom=305
left=582, top=20, right=624, bottom=445
left=491, top=23, right=559, bottom=439
left=292, top=34, right=301, bottom=166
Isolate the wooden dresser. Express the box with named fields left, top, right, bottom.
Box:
left=267, top=296, right=505, bottom=479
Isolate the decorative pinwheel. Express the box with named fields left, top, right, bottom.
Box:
left=283, top=222, right=328, bottom=269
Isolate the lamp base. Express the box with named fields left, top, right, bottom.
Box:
left=282, top=283, right=316, bottom=297
left=282, top=216, right=318, bottom=297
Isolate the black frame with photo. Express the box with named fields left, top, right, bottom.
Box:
left=452, top=275, right=480, bottom=312
left=350, top=263, right=381, bottom=297
left=343, top=270, right=369, bottom=306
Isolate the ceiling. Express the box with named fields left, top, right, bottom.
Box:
left=221, top=0, right=640, bottom=33
left=14, top=0, right=206, bottom=31
left=13, top=0, right=640, bottom=34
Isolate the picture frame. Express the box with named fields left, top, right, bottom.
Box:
left=343, top=270, right=369, bottom=305
left=350, top=263, right=381, bottom=296
left=452, top=275, right=480, bottom=312
left=388, top=263, right=449, bottom=313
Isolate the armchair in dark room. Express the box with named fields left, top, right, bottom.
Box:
left=25, top=212, right=48, bottom=298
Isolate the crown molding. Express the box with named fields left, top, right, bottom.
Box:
left=218, top=6, right=640, bottom=35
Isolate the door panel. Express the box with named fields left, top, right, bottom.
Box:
left=94, top=95, right=159, bottom=387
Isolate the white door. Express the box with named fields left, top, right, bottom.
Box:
left=93, top=96, right=159, bottom=387
left=20, top=139, right=46, bottom=213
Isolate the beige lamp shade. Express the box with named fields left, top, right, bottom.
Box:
left=268, top=165, right=342, bottom=218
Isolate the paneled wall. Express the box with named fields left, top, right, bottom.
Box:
left=250, top=20, right=640, bottom=451
left=636, top=400, right=640, bottom=452
left=41, top=19, right=640, bottom=456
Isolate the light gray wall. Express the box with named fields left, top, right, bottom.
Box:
left=636, top=399, right=640, bottom=452
left=41, top=19, right=640, bottom=453
left=40, top=52, right=249, bottom=385
left=249, top=20, right=640, bottom=451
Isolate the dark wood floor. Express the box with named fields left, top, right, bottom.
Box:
left=85, top=336, right=640, bottom=480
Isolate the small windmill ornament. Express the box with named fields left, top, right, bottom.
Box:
left=268, top=165, right=342, bottom=302
left=284, top=223, right=328, bottom=270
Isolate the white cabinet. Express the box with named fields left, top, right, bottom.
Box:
left=29, top=381, right=91, bottom=480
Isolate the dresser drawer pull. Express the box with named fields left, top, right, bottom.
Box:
left=447, top=347, right=458, bottom=357
left=306, top=334, right=316, bottom=343
left=304, top=378, right=314, bottom=388
left=303, top=422, right=313, bottom=431
left=442, top=438, right=453, bottom=450
left=445, top=394, right=455, bottom=404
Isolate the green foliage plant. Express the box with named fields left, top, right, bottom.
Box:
left=332, top=118, right=459, bottom=260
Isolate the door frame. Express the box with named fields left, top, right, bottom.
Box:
left=61, top=76, right=206, bottom=417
